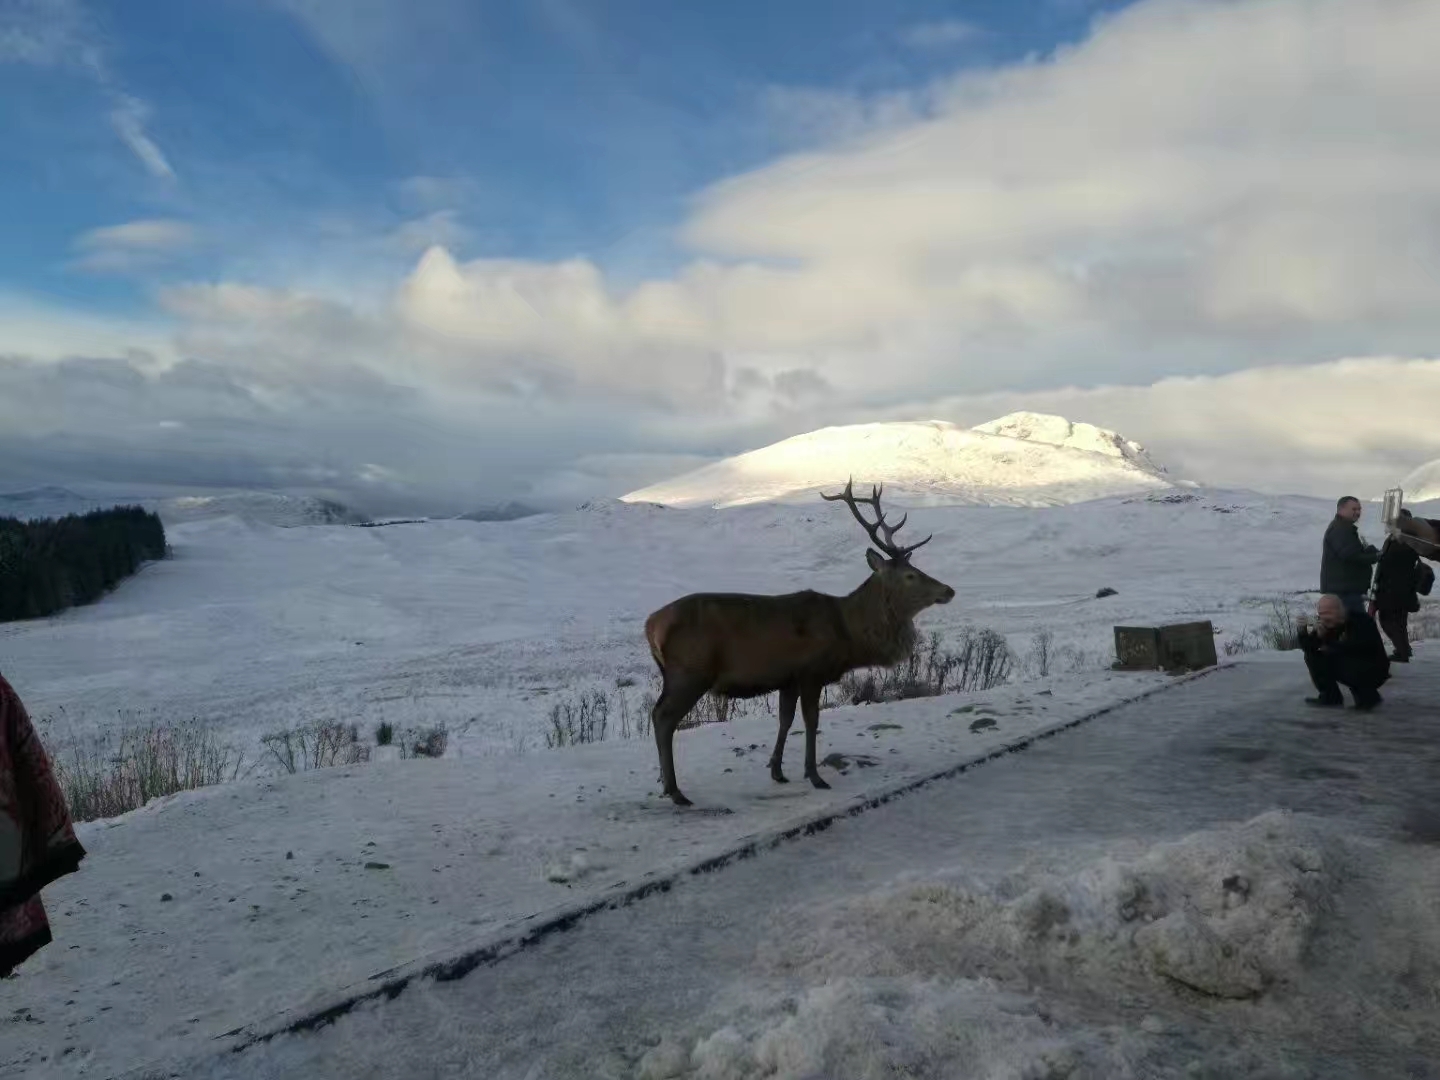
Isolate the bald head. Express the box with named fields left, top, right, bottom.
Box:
left=1316, top=594, right=1348, bottom=629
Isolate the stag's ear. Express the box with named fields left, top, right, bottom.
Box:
left=865, top=547, right=888, bottom=572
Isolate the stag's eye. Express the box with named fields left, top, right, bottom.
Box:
left=904, top=572, right=916, bottom=581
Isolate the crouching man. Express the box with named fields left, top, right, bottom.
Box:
left=1298, top=594, right=1390, bottom=711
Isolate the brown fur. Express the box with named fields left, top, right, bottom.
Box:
left=644, top=485, right=954, bottom=806
left=1397, top=515, right=1440, bottom=560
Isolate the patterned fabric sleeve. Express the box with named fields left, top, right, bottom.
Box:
left=0, top=673, right=87, bottom=976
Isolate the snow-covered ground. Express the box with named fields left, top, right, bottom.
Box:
left=0, top=487, right=1378, bottom=769
left=128, top=659, right=1440, bottom=1079
left=3, top=666, right=1187, bottom=1079
left=2, top=453, right=1434, bottom=1078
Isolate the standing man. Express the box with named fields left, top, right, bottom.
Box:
left=1371, top=510, right=1422, bottom=663
left=1297, top=594, right=1390, bottom=710
left=1321, top=496, right=1379, bottom=616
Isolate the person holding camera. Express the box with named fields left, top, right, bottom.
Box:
left=1297, top=594, right=1390, bottom=710
left=1321, top=496, right=1379, bottom=616
left=1370, top=509, right=1434, bottom=663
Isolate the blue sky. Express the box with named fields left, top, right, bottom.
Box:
left=3, top=0, right=1439, bottom=512
left=2, top=0, right=1126, bottom=309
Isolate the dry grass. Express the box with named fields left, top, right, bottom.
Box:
left=43, top=710, right=249, bottom=823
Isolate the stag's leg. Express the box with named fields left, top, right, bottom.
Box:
left=800, top=687, right=830, bottom=790
left=652, top=677, right=706, bottom=807
left=769, top=686, right=798, bottom=783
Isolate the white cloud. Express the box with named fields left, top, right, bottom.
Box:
left=857, top=356, right=1440, bottom=498
left=0, top=0, right=100, bottom=70
left=7, top=0, right=1440, bottom=507
left=387, top=210, right=470, bottom=254
left=70, top=218, right=195, bottom=273
left=109, top=96, right=175, bottom=180
left=898, top=19, right=984, bottom=49
left=0, top=1, right=176, bottom=179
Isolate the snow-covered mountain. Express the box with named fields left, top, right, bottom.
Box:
left=621, top=412, right=1174, bottom=509
left=155, top=492, right=368, bottom=527
left=1, top=484, right=368, bottom=527
left=0, top=485, right=108, bottom=521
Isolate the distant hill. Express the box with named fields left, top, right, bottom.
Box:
left=0, top=486, right=105, bottom=521
left=458, top=501, right=543, bottom=523
left=154, top=492, right=369, bottom=527
left=0, top=486, right=369, bottom=528
left=621, top=411, right=1174, bottom=509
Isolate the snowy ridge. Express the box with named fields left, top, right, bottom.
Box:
left=971, top=410, right=1164, bottom=473
left=154, top=492, right=367, bottom=528
left=0, top=485, right=367, bottom=528
left=620, top=412, right=1173, bottom=509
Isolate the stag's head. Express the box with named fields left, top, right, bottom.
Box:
left=822, top=478, right=955, bottom=616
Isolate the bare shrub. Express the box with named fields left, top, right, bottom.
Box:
left=1027, top=629, right=1054, bottom=678
left=949, top=627, right=1016, bottom=692
left=840, top=628, right=1014, bottom=704
left=375, top=721, right=394, bottom=746
left=1223, top=628, right=1264, bottom=656
left=545, top=690, right=611, bottom=747
left=1411, top=601, right=1440, bottom=643
left=49, top=713, right=247, bottom=823
left=615, top=688, right=652, bottom=740
left=1057, top=644, right=1105, bottom=674
left=401, top=724, right=449, bottom=759
left=261, top=721, right=371, bottom=774
left=680, top=690, right=766, bottom=729
left=1259, top=599, right=1302, bottom=651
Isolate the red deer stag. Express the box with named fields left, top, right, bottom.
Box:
left=1396, top=512, right=1440, bottom=561
left=643, top=479, right=955, bottom=806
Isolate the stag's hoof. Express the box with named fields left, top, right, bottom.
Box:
left=770, top=766, right=790, bottom=784
left=667, top=789, right=694, bottom=807
left=805, top=772, right=831, bottom=790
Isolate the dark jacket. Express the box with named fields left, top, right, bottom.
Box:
left=1320, top=516, right=1379, bottom=595
left=1371, top=536, right=1420, bottom=613
left=1299, top=611, right=1390, bottom=685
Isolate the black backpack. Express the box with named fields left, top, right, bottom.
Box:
left=1417, top=560, right=1435, bottom=597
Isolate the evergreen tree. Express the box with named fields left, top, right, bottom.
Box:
left=0, top=506, right=167, bottom=622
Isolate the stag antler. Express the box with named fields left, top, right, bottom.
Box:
left=820, top=477, right=932, bottom=562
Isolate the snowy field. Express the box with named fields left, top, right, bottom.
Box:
left=1, top=486, right=1399, bottom=769
left=91, top=659, right=1440, bottom=1079
left=2, top=481, right=1435, bottom=1077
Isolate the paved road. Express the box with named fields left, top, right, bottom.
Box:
left=192, top=657, right=1440, bottom=1080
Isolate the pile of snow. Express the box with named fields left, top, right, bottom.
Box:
left=763, top=808, right=1342, bottom=1001
left=154, top=492, right=367, bottom=527
left=620, top=413, right=1173, bottom=510
left=641, top=810, right=1438, bottom=1080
